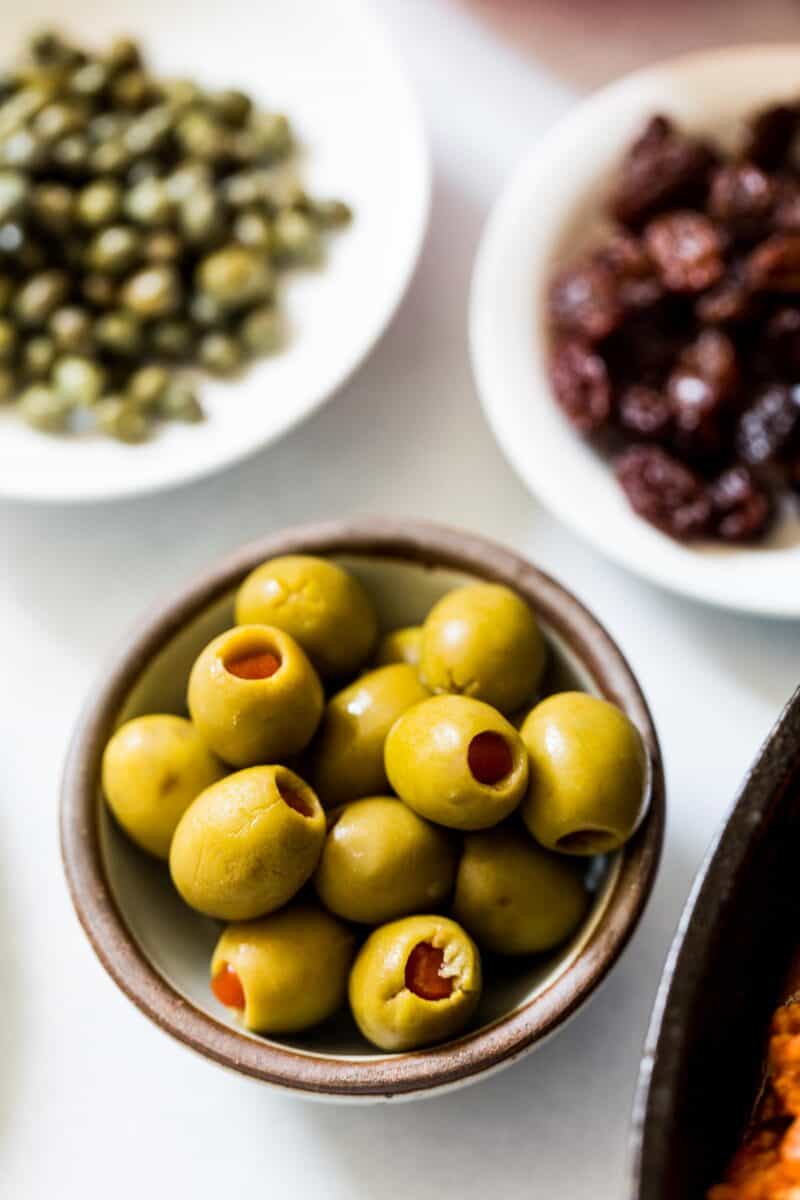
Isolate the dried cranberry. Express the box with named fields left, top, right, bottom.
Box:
left=611, top=116, right=716, bottom=228
left=708, top=163, right=775, bottom=238
left=644, top=211, right=724, bottom=293
left=615, top=445, right=712, bottom=539
left=735, top=384, right=800, bottom=467
left=708, top=466, right=774, bottom=541
left=743, top=104, right=799, bottom=169
left=549, top=339, right=612, bottom=433
left=747, top=233, right=800, bottom=291
left=617, top=385, right=673, bottom=439
left=548, top=258, right=621, bottom=341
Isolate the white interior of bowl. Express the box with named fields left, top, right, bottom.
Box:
left=99, top=555, right=620, bottom=1060
left=471, top=46, right=800, bottom=617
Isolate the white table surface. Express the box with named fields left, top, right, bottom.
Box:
left=3, top=2, right=800, bottom=1196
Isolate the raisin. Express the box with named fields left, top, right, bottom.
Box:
left=667, top=369, right=727, bottom=459
left=695, top=265, right=753, bottom=324
left=549, top=339, right=612, bottom=433
left=615, top=444, right=712, bottom=539
left=708, top=466, right=774, bottom=541
left=548, top=257, right=621, bottom=341
left=771, top=176, right=800, bottom=233
left=604, top=313, right=683, bottom=389
left=617, top=385, right=673, bottom=439
left=611, top=116, right=716, bottom=229
left=683, top=329, right=738, bottom=395
left=644, top=211, right=724, bottom=293
left=708, top=163, right=775, bottom=238
left=735, top=384, right=800, bottom=467
left=763, top=307, right=800, bottom=374
left=743, top=104, right=799, bottom=170
left=747, top=233, right=800, bottom=291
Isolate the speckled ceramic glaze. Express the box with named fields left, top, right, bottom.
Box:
left=61, top=518, right=664, bottom=1101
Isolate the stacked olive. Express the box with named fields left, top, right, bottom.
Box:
left=102, top=555, right=650, bottom=1052
left=0, top=30, right=350, bottom=441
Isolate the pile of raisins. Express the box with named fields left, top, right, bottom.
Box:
left=547, top=108, right=800, bottom=542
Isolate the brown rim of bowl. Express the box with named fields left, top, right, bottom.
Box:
left=60, top=517, right=665, bottom=1098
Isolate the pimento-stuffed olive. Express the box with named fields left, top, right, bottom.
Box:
left=187, top=624, right=323, bottom=766
left=349, top=914, right=482, bottom=1051
left=169, top=765, right=325, bottom=920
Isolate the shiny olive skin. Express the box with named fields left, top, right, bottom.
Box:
left=420, top=583, right=547, bottom=715
left=170, top=765, right=325, bottom=919
left=452, top=827, right=589, bottom=955
left=102, top=713, right=225, bottom=858
left=235, top=555, right=378, bottom=679
left=187, top=624, right=323, bottom=767
left=211, top=904, right=355, bottom=1034
left=385, top=695, right=529, bottom=830
left=349, top=915, right=481, bottom=1051
left=314, top=797, right=457, bottom=924
left=374, top=625, right=422, bottom=668
left=520, top=692, right=648, bottom=855
left=312, top=664, right=429, bottom=807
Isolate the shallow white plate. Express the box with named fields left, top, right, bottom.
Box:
left=0, top=0, right=429, bottom=502
left=470, top=46, right=800, bottom=619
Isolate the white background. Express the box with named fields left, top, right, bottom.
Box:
left=3, top=2, right=800, bottom=1196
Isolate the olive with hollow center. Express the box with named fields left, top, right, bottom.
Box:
left=102, top=713, right=225, bottom=859
left=349, top=915, right=482, bottom=1051
left=520, top=692, right=649, bottom=855
left=187, top=624, right=324, bottom=766
left=385, top=694, right=529, bottom=830
left=170, top=765, right=325, bottom=920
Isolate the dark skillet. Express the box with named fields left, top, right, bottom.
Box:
left=630, top=685, right=800, bottom=1199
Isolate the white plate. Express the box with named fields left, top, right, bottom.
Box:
left=470, top=46, right=800, bottom=619
left=0, top=0, right=429, bottom=502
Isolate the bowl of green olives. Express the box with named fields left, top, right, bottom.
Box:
left=61, top=518, right=664, bottom=1100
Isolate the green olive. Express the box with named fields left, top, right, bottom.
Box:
left=121, top=265, right=181, bottom=318
left=102, top=713, right=225, bottom=859
left=196, top=244, right=272, bottom=310
left=452, top=827, right=589, bottom=955
left=519, top=692, right=649, bottom=855
left=349, top=915, right=482, bottom=1051
left=374, top=626, right=422, bottom=667
left=170, top=765, right=325, bottom=919
left=235, top=554, right=379, bottom=678
left=211, top=904, right=354, bottom=1033
left=385, top=695, right=529, bottom=830
left=314, top=797, right=457, bottom=924
left=420, top=583, right=547, bottom=715
left=187, top=624, right=324, bottom=767
left=52, top=355, right=105, bottom=406
left=312, top=664, right=429, bottom=807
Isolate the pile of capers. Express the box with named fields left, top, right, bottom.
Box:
left=0, top=30, right=351, bottom=441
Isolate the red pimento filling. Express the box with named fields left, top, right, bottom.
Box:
left=226, top=650, right=281, bottom=680
left=468, top=731, right=513, bottom=785
left=211, top=963, right=245, bottom=1010
left=405, top=943, right=453, bottom=1001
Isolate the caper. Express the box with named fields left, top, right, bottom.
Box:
left=165, top=161, right=213, bottom=203
left=14, top=271, right=69, bottom=325
left=127, top=363, right=169, bottom=410
left=82, top=273, right=116, bottom=308
left=272, top=210, right=320, bottom=263
left=94, top=394, right=150, bottom=442
left=197, top=244, right=272, bottom=309
left=143, top=230, right=181, bottom=264
left=0, top=317, right=15, bottom=362
left=124, top=106, right=171, bottom=156
left=86, top=225, right=141, bottom=275
left=212, top=89, right=252, bottom=127
left=0, top=170, right=27, bottom=222
left=0, top=366, right=15, bottom=402
left=76, top=179, right=121, bottom=227
left=87, top=112, right=126, bottom=143
left=0, top=223, right=24, bottom=254
left=199, top=330, right=241, bottom=374
left=30, top=183, right=73, bottom=234
left=33, top=102, right=85, bottom=142
left=161, top=79, right=202, bottom=113
left=121, top=265, right=181, bottom=318
left=105, top=37, right=141, bottom=73
left=221, top=170, right=263, bottom=209
left=310, top=198, right=352, bottom=229
left=30, top=30, right=74, bottom=66
left=19, top=383, right=71, bottom=431
left=188, top=292, right=224, bottom=327
left=22, top=334, right=56, bottom=378
left=124, top=177, right=173, bottom=226
left=233, top=209, right=272, bottom=252
left=50, top=305, right=93, bottom=353
left=52, top=355, right=105, bottom=406
left=239, top=304, right=283, bottom=355
left=159, top=378, right=203, bottom=421
left=52, top=134, right=90, bottom=174
left=89, top=138, right=131, bottom=175
left=0, top=130, right=43, bottom=170
left=179, top=189, right=223, bottom=244
left=176, top=111, right=227, bottom=161
left=149, top=318, right=192, bottom=358
left=94, top=309, right=143, bottom=356
left=0, top=274, right=14, bottom=313
left=110, top=70, right=152, bottom=111
left=244, top=112, right=291, bottom=162
left=70, top=61, right=110, bottom=99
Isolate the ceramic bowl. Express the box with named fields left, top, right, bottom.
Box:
left=630, top=684, right=800, bottom=1197
left=61, top=518, right=664, bottom=1101
left=470, top=45, right=800, bottom=618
